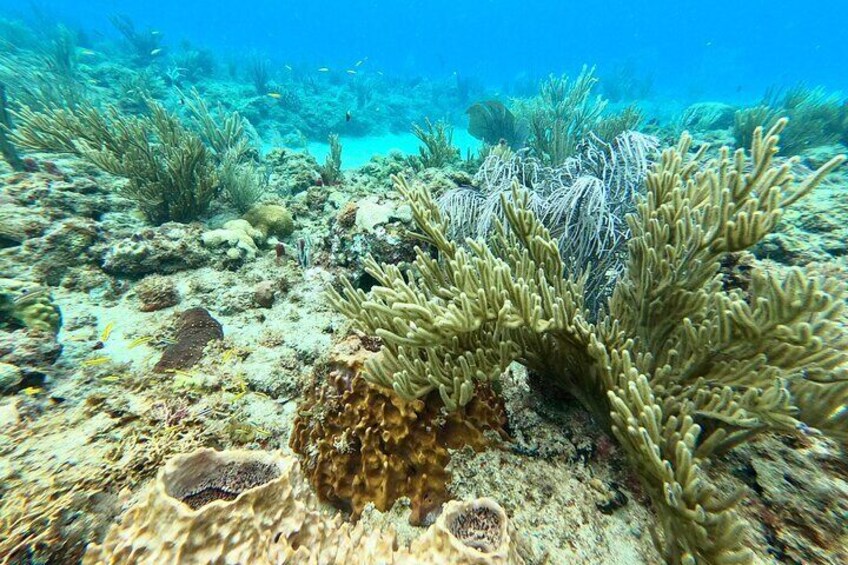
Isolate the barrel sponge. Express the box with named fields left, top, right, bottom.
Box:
left=290, top=335, right=509, bottom=526
left=403, top=498, right=524, bottom=564
left=242, top=203, right=294, bottom=240
left=82, top=449, right=337, bottom=564
left=83, top=446, right=523, bottom=564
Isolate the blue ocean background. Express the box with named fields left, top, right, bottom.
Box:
left=1, top=0, right=846, bottom=163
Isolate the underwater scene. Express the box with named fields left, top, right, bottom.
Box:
left=0, top=0, right=847, bottom=563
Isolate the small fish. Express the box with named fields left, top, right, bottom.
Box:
left=267, top=92, right=282, bottom=99
left=80, top=48, right=97, bottom=56
left=222, top=349, right=237, bottom=363
left=284, top=64, right=293, bottom=71
left=346, top=69, right=357, bottom=75
left=317, top=67, right=330, bottom=72
left=101, top=375, right=121, bottom=383
left=13, top=287, right=48, bottom=305
left=150, top=48, right=162, bottom=56
left=22, top=386, right=42, bottom=396
left=151, top=30, right=161, bottom=35
left=345, top=111, right=352, bottom=122
left=168, top=369, right=196, bottom=378
left=100, top=321, right=116, bottom=342
left=128, top=336, right=154, bottom=349
left=355, top=60, right=364, bottom=67
left=82, top=356, right=111, bottom=367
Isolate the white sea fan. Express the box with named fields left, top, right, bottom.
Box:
left=438, top=131, right=658, bottom=312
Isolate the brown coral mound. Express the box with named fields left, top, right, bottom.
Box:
left=135, top=275, right=180, bottom=312
left=290, top=335, right=509, bottom=525
left=153, top=307, right=223, bottom=373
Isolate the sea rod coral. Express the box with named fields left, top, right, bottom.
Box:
left=327, top=120, right=847, bottom=564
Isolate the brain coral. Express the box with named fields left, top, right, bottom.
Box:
left=242, top=203, right=294, bottom=240
left=84, top=448, right=524, bottom=565
left=290, top=334, right=509, bottom=525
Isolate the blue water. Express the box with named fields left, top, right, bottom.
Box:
left=2, top=0, right=847, bottom=103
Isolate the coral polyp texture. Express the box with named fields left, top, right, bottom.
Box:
left=84, top=448, right=524, bottom=565
left=327, top=121, right=848, bottom=563
left=290, top=334, right=509, bottom=525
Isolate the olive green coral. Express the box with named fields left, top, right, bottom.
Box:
left=0, top=278, right=62, bottom=334
left=328, top=120, right=847, bottom=563
left=11, top=100, right=218, bottom=224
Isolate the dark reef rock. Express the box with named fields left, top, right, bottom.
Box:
left=153, top=308, right=223, bottom=373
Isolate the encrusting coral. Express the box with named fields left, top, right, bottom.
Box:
left=84, top=448, right=525, bottom=564
left=290, top=334, right=509, bottom=525
left=327, top=120, right=847, bottom=564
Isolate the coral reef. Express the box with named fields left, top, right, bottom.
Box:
left=242, top=203, right=295, bottom=240
left=0, top=278, right=62, bottom=334
left=328, top=122, right=847, bottom=562
left=437, top=131, right=657, bottom=310
left=266, top=148, right=321, bottom=194
left=466, top=100, right=526, bottom=148
left=12, top=101, right=220, bottom=224
left=410, top=118, right=460, bottom=170
left=153, top=307, right=224, bottom=373
left=102, top=223, right=212, bottom=276
left=83, top=448, right=316, bottom=564
left=319, top=133, right=344, bottom=185
left=407, top=498, right=523, bottom=564
left=85, top=448, right=525, bottom=564
left=290, top=334, right=509, bottom=525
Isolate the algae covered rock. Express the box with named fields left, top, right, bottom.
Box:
left=134, top=275, right=180, bottom=312
left=265, top=148, right=321, bottom=194
left=0, top=361, right=23, bottom=393
left=0, top=329, right=62, bottom=379
left=242, top=203, right=294, bottom=240
left=0, top=278, right=62, bottom=334
left=102, top=223, right=212, bottom=276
